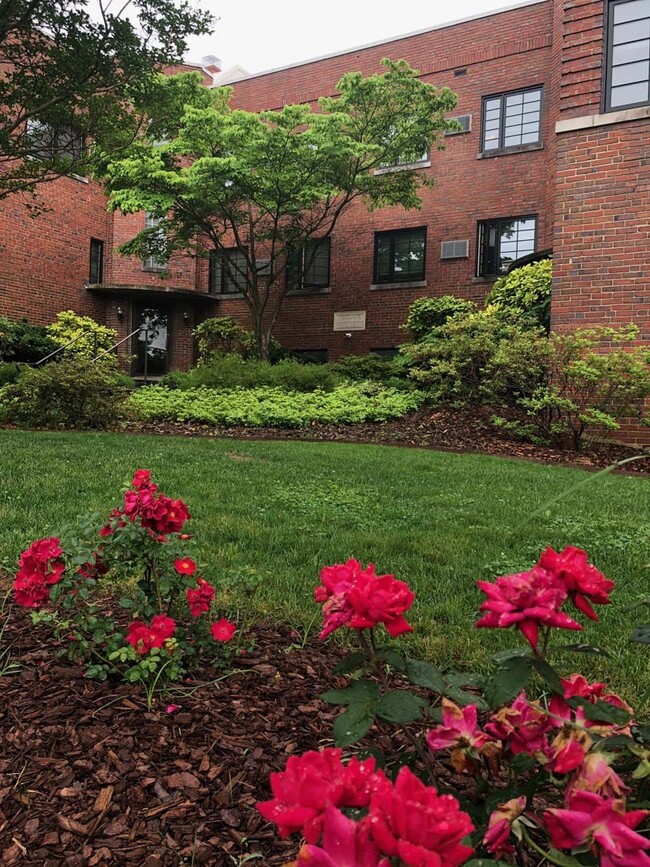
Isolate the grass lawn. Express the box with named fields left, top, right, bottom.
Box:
left=1, top=428, right=649, bottom=706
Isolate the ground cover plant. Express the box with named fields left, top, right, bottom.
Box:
left=127, top=383, right=424, bottom=427
left=1, top=429, right=649, bottom=704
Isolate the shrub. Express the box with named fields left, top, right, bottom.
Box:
left=0, top=356, right=131, bottom=429
left=13, top=470, right=238, bottom=687
left=194, top=316, right=284, bottom=363
left=127, top=383, right=424, bottom=427
left=161, top=355, right=339, bottom=393
left=485, top=259, right=552, bottom=331
left=0, top=361, right=22, bottom=387
left=401, top=308, right=545, bottom=404
left=331, top=353, right=401, bottom=382
left=402, top=295, right=476, bottom=341
left=497, top=325, right=650, bottom=449
left=47, top=310, right=118, bottom=358
left=0, top=316, right=57, bottom=363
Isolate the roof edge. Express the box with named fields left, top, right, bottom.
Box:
left=220, top=0, right=549, bottom=85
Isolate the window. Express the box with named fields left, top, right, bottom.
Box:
left=477, top=217, right=537, bottom=276
left=481, top=88, right=542, bottom=152
left=89, top=239, right=104, bottom=284
left=605, top=0, right=650, bottom=110
left=26, top=118, right=85, bottom=162
left=286, top=238, right=330, bottom=291
left=374, top=227, right=426, bottom=285
left=291, top=349, right=328, bottom=364
left=209, top=249, right=248, bottom=294
left=142, top=213, right=166, bottom=271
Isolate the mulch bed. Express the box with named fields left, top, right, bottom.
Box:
left=123, top=405, right=650, bottom=475
left=0, top=612, right=347, bottom=866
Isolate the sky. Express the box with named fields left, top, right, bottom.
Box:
left=185, top=0, right=535, bottom=75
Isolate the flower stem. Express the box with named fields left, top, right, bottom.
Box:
left=521, top=825, right=570, bottom=866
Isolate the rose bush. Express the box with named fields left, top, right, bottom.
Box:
left=259, top=547, right=650, bottom=866
left=13, top=469, right=238, bottom=687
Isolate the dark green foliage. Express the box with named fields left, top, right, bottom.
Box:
left=402, top=295, right=477, bottom=341
left=161, top=355, right=339, bottom=393
left=0, top=361, right=22, bottom=386
left=0, top=317, right=57, bottom=363
left=331, top=354, right=402, bottom=382
left=0, top=356, right=131, bottom=429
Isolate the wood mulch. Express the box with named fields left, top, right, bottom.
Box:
left=123, top=406, right=650, bottom=476
left=0, top=612, right=347, bottom=866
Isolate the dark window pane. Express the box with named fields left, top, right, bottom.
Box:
left=375, top=228, right=426, bottom=284
left=134, top=307, right=168, bottom=376
left=477, top=217, right=537, bottom=276
left=89, top=239, right=103, bottom=284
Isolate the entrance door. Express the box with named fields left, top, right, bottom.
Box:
left=133, top=306, right=169, bottom=376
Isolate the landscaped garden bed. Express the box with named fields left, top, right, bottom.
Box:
left=2, top=433, right=650, bottom=866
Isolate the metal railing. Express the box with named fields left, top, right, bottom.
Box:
left=93, top=326, right=151, bottom=384
left=34, top=330, right=97, bottom=365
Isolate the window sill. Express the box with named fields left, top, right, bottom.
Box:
left=555, top=104, right=650, bottom=133
left=69, top=173, right=89, bottom=184
left=374, top=160, right=431, bottom=175
left=472, top=275, right=499, bottom=284
left=287, top=287, right=331, bottom=296
left=477, top=142, right=543, bottom=159
left=142, top=266, right=167, bottom=273
left=370, top=280, right=427, bottom=291
left=210, top=292, right=245, bottom=300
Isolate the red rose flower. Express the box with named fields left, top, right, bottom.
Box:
left=13, top=537, right=66, bottom=608
left=367, top=765, right=474, bottom=866
left=187, top=578, right=215, bottom=617
left=537, top=546, right=614, bottom=621
left=315, top=559, right=414, bottom=639
left=132, top=469, right=156, bottom=490
left=256, top=748, right=379, bottom=843
left=174, top=557, right=197, bottom=576
left=476, top=566, right=582, bottom=651
left=210, top=618, right=236, bottom=642
left=485, top=692, right=554, bottom=757
left=126, top=614, right=176, bottom=654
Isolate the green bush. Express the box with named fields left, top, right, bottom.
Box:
left=47, top=310, right=118, bottom=358
left=161, top=355, right=339, bottom=392
left=193, top=316, right=284, bottom=363
left=485, top=260, right=552, bottom=332
left=495, top=325, right=650, bottom=449
left=401, top=308, right=545, bottom=404
left=127, top=383, right=424, bottom=428
left=0, top=317, right=57, bottom=363
left=331, top=354, right=401, bottom=382
left=0, top=356, right=131, bottom=429
left=402, top=295, right=476, bottom=341
left=0, top=361, right=22, bottom=387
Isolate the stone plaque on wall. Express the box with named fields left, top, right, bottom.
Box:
left=333, top=310, right=366, bottom=331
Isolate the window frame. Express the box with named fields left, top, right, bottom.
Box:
left=89, top=238, right=104, bottom=284
left=25, top=118, right=86, bottom=163
left=603, top=0, right=650, bottom=112
left=286, top=237, right=331, bottom=292
left=480, top=86, right=544, bottom=154
left=476, top=216, right=538, bottom=277
left=373, top=226, right=427, bottom=285
left=208, top=248, right=249, bottom=295
left=142, top=213, right=167, bottom=272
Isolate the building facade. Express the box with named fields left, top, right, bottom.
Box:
left=0, top=0, right=648, bottom=380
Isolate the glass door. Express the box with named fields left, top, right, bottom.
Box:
left=133, top=306, right=169, bottom=376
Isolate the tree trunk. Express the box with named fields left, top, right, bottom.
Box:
left=250, top=313, right=270, bottom=361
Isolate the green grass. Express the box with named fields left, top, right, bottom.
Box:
left=1, top=429, right=649, bottom=706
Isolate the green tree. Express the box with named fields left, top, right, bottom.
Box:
left=99, top=61, right=458, bottom=359
left=0, top=0, right=212, bottom=201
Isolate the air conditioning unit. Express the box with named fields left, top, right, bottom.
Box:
left=441, top=240, right=470, bottom=259
left=445, top=114, right=472, bottom=135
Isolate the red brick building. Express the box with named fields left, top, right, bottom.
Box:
left=0, top=0, right=647, bottom=377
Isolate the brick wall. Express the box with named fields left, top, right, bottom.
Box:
left=0, top=175, right=110, bottom=325
left=551, top=0, right=650, bottom=444
left=215, top=0, right=556, bottom=356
